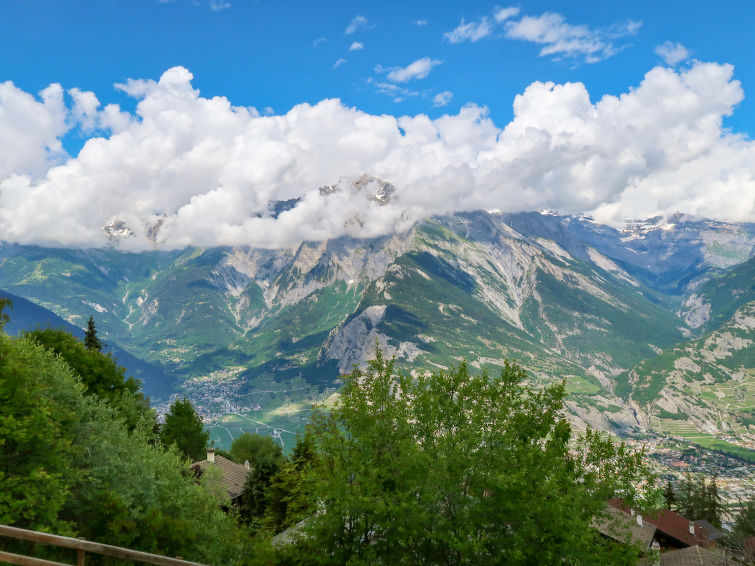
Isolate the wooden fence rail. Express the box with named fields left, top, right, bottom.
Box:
left=0, top=524, right=208, bottom=566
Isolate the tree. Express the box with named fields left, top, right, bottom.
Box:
left=232, top=433, right=286, bottom=524
left=24, top=328, right=150, bottom=431
left=676, top=474, right=722, bottom=527
left=231, top=432, right=284, bottom=468
left=0, top=297, right=11, bottom=331
left=724, top=496, right=754, bottom=563
left=84, top=316, right=103, bottom=351
left=160, top=398, right=209, bottom=462
left=261, top=433, right=316, bottom=534
left=0, top=334, right=79, bottom=532
left=288, top=353, right=656, bottom=565
left=663, top=479, right=676, bottom=509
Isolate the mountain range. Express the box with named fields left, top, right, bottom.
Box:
left=1, top=184, right=752, bottom=460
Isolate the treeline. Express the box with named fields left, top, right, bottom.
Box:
left=6, top=300, right=753, bottom=564
left=0, top=301, right=247, bottom=563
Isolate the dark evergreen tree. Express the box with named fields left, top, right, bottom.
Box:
left=663, top=479, right=676, bottom=509
left=233, top=433, right=286, bottom=525
left=84, top=315, right=103, bottom=351
left=160, top=398, right=209, bottom=462
left=0, top=297, right=11, bottom=330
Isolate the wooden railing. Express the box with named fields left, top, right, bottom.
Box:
left=0, top=524, right=207, bottom=566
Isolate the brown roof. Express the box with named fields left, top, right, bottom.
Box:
left=593, top=505, right=657, bottom=549
left=609, top=500, right=708, bottom=547
left=639, top=545, right=731, bottom=566
left=644, top=509, right=709, bottom=547
left=193, top=455, right=250, bottom=500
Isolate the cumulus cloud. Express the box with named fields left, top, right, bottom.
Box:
left=345, top=15, right=369, bottom=35
left=655, top=41, right=690, bottom=66
left=0, top=81, right=69, bottom=180
left=349, top=42, right=364, bottom=51
left=0, top=62, right=753, bottom=250
left=432, top=91, right=453, bottom=107
left=380, top=57, right=442, bottom=83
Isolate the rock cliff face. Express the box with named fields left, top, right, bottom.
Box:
left=0, top=209, right=753, bottom=454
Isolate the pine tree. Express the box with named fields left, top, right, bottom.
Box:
left=663, top=479, right=676, bottom=509
left=84, top=315, right=103, bottom=351
left=160, top=398, right=209, bottom=461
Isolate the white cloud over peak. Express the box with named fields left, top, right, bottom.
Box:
left=381, top=57, right=442, bottom=83
left=349, top=42, right=364, bottom=51
left=655, top=41, right=690, bottom=66
left=345, top=15, right=368, bottom=35
left=0, top=62, right=752, bottom=250
left=432, top=91, right=453, bottom=107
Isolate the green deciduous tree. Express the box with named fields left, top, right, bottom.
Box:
left=24, top=327, right=151, bottom=431
left=284, top=353, right=656, bottom=565
left=0, top=335, right=80, bottom=533
left=160, top=398, right=209, bottom=462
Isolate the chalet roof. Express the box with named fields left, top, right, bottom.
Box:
left=694, top=520, right=724, bottom=542
left=609, top=500, right=708, bottom=548
left=193, top=455, right=249, bottom=500
left=593, top=505, right=657, bottom=549
left=639, top=545, right=730, bottom=566
left=644, top=509, right=708, bottom=547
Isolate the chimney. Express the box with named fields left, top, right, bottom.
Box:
left=207, top=447, right=215, bottom=463
left=689, top=521, right=695, bottom=535
left=636, top=514, right=643, bottom=527
left=245, top=460, right=250, bottom=471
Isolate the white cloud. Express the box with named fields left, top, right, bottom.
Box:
left=368, top=78, right=418, bottom=102
left=345, top=15, right=368, bottom=35
left=655, top=41, right=690, bottom=66
left=209, top=0, right=230, bottom=11
left=0, top=81, right=69, bottom=180
left=349, top=42, right=364, bottom=51
left=444, top=17, right=494, bottom=43
left=445, top=8, right=639, bottom=63
left=415, top=19, right=428, bottom=26
left=381, top=57, right=442, bottom=83
left=333, top=58, right=347, bottom=69
left=312, top=37, right=327, bottom=48
left=494, top=6, right=520, bottom=22
left=0, top=63, right=753, bottom=250
left=504, top=12, right=641, bottom=63
left=432, top=91, right=453, bottom=107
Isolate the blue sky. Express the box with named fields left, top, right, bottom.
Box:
left=3, top=0, right=754, bottom=134
left=0, top=1, right=754, bottom=249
